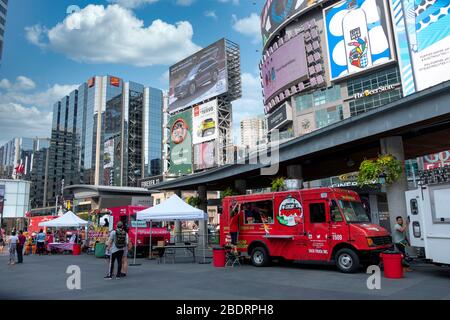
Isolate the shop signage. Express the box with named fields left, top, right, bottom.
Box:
left=267, top=103, right=292, bottom=132
left=353, top=84, right=395, bottom=99
left=139, top=175, right=164, bottom=188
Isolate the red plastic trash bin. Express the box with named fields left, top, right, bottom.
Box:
left=213, top=247, right=226, bottom=268
left=72, top=244, right=81, bottom=256
left=381, top=252, right=403, bottom=279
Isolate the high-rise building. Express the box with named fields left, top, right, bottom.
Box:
left=240, top=117, right=267, bottom=148
left=0, top=137, right=46, bottom=179
left=0, top=0, right=7, bottom=63
left=46, top=75, right=163, bottom=206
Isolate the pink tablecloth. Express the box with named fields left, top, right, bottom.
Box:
left=49, top=243, right=76, bottom=251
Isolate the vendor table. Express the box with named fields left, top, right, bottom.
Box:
left=49, top=243, right=76, bottom=252
left=153, top=244, right=197, bottom=263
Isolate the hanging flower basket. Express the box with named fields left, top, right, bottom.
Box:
left=357, top=154, right=403, bottom=187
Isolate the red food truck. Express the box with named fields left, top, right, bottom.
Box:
left=107, top=206, right=170, bottom=254
left=220, top=188, right=392, bottom=273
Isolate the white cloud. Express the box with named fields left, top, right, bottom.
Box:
left=232, top=72, right=264, bottom=143
left=25, top=5, right=201, bottom=67
left=0, top=103, right=53, bottom=145
left=232, top=13, right=261, bottom=44
left=108, top=0, right=159, bottom=9
left=176, top=0, right=195, bottom=6
left=0, top=76, right=78, bottom=144
left=218, top=0, right=240, bottom=5
left=204, top=10, right=218, bottom=20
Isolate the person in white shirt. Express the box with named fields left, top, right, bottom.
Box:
left=7, top=231, right=19, bottom=265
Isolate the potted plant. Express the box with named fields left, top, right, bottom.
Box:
left=271, top=177, right=286, bottom=192
left=357, top=154, right=403, bottom=187
left=221, top=187, right=238, bottom=199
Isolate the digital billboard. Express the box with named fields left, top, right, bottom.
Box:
left=194, top=141, right=217, bottom=171
left=324, top=0, right=394, bottom=81
left=168, top=109, right=193, bottom=175
left=390, top=0, right=450, bottom=96
left=261, top=0, right=329, bottom=47
left=192, top=100, right=219, bottom=145
left=261, top=33, right=309, bottom=103
left=267, top=102, right=293, bottom=132
left=103, top=138, right=120, bottom=186
left=169, top=39, right=228, bottom=114
left=423, top=151, right=450, bottom=170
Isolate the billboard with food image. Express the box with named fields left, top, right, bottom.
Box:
left=168, top=109, right=193, bottom=175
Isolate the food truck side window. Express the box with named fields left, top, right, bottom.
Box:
left=242, top=200, right=274, bottom=225
left=309, top=203, right=327, bottom=223
left=330, top=200, right=343, bottom=222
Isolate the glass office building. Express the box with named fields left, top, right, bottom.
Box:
left=45, top=75, right=163, bottom=206
left=0, top=0, right=7, bottom=63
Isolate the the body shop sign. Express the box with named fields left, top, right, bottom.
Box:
left=169, top=109, right=193, bottom=175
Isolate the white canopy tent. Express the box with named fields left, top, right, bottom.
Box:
left=39, top=211, right=88, bottom=228
left=136, top=194, right=208, bottom=221
left=136, top=194, right=208, bottom=263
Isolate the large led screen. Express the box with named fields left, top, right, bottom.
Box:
left=390, top=0, right=450, bottom=95
left=324, top=0, right=394, bottom=81
left=261, top=32, right=309, bottom=103
left=261, top=0, right=329, bottom=47
left=169, top=39, right=228, bottom=114
left=168, top=109, right=193, bottom=175
left=192, top=100, right=218, bottom=145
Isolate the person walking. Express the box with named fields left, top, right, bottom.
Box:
left=17, top=230, right=26, bottom=263
left=393, top=216, right=412, bottom=272
left=0, top=227, right=5, bottom=254
left=7, top=231, right=19, bottom=265
left=36, top=229, right=46, bottom=255
left=105, top=221, right=128, bottom=280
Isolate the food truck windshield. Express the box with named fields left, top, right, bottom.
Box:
left=338, top=199, right=370, bottom=223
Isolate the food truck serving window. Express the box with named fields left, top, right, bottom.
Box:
left=242, top=200, right=274, bottom=225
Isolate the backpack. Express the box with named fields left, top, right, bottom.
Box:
left=114, top=229, right=127, bottom=249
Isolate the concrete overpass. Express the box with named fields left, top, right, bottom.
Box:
left=151, top=80, right=450, bottom=192
left=148, top=80, right=450, bottom=235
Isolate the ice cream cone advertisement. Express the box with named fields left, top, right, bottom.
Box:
left=277, top=195, right=303, bottom=227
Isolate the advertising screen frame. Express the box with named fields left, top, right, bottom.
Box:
left=261, top=0, right=329, bottom=48
left=389, top=0, right=450, bottom=96
left=261, top=32, right=309, bottom=104
left=168, top=109, right=193, bottom=175
left=168, top=39, right=228, bottom=115
left=267, top=102, right=293, bottom=132
left=323, top=0, right=396, bottom=82
left=192, top=100, right=219, bottom=145
left=194, top=141, right=217, bottom=171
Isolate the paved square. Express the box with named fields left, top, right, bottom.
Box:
left=1, top=254, right=449, bottom=300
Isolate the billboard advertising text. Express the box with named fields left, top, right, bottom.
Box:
left=324, top=0, right=393, bottom=81
left=423, top=151, right=450, bottom=170
left=390, top=0, right=450, bottom=95
left=261, top=33, right=308, bottom=103
left=169, top=109, right=193, bottom=175
left=267, top=103, right=292, bottom=132
left=194, top=141, right=217, bottom=171
left=261, top=0, right=329, bottom=47
left=192, top=100, right=219, bottom=145
left=169, top=39, right=228, bottom=114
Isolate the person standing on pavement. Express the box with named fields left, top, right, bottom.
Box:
left=393, top=216, right=412, bottom=272
left=7, top=231, right=18, bottom=265
left=0, top=227, right=5, bottom=253
left=36, top=229, right=46, bottom=255
left=17, top=230, right=26, bottom=264
left=105, top=221, right=128, bottom=280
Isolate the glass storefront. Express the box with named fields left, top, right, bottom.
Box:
left=295, top=85, right=341, bottom=113
left=348, top=67, right=403, bottom=116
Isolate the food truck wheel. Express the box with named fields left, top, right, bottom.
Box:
left=251, top=247, right=270, bottom=267
left=335, top=248, right=360, bottom=273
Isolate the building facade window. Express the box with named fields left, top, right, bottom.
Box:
left=295, top=85, right=341, bottom=113
left=315, top=105, right=344, bottom=129
left=348, top=67, right=403, bottom=116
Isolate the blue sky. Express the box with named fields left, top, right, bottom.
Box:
left=0, top=0, right=265, bottom=145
